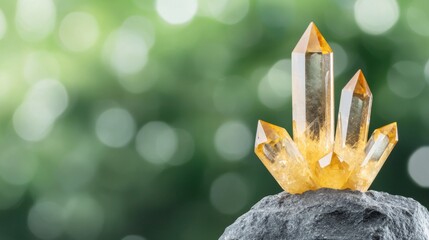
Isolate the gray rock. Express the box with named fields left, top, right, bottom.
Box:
left=220, top=189, right=429, bottom=240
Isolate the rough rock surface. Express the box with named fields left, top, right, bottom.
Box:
left=220, top=189, right=429, bottom=240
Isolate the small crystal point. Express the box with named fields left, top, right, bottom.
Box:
left=313, top=152, right=350, bottom=189
left=254, top=120, right=315, bottom=194
left=335, top=70, right=372, bottom=168
left=342, top=70, right=372, bottom=98
left=292, top=22, right=334, bottom=171
left=345, top=122, right=398, bottom=191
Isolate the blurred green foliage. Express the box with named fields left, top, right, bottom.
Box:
left=0, top=0, right=428, bottom=239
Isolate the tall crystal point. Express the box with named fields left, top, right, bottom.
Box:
left=255, top=120, right=315, bottom=194
left=292, top=22, right=334, bottom=170
left=335, top=70, right=372, bottom=163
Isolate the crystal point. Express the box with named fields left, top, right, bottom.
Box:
left=335, top=70, right=372, bottom=169
left=292, top=22, right=334, bottom=171
left=345, top=123, right=398, bottom=191
left=314, top=152, right=350, bottom=189
left=293, top=22, right=332, bottom=54
left=343, top=70, right=372, bottom=97
left=255, top=120, right=315, bottom=194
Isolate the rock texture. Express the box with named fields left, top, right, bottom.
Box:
left=220, top=189, right=429, bottom=240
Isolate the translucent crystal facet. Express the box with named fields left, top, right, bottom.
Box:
left=346, top=123, right=398, bottom=191
left=335, top=70, right=372, bottom=165
left=254, top=22, right=398, bottom=194
left=314, top=152, right=350, bottom=189
left=292, top=22, right=334, bottom=171
left=255, top=120, right=315, bottom=194
left=335, top=70, right=372, bottom=151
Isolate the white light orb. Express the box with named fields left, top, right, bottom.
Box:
left=354, top=0, right=399, bottom=35
left=156, top=0, right=198, bottom=25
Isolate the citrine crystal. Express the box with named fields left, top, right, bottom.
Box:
left=254, top=22, right=398, bottom=193
left=292, top=22, right=334, bottom=172
left=335, top=70, right=372, bottom=156
left=345, top=123, right=398, bottom=191
left=255, top=120, right=315, bottom=194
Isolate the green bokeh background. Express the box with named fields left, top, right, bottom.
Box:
left=0, top=0, right=428, bottom=239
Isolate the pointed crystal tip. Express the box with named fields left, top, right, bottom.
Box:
left=293, top=22, right=332, bottom=54
left=255, top=120, right=268, bottom=147
left=378, top=122, right=398, bottom=142
left=255, top=120, right=285, bottom=147
left=343, top=70, right=372, bottom=97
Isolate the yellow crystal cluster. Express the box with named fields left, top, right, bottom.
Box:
left=255, top=22, right=398, bottom=194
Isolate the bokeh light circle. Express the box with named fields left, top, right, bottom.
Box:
left=354, top=0, right=399, bottom=35
left=258, top=59, right=291, bottom=109
left=135, top=122, right=178, bottom=164
left=104, top=29, right=148, bottom=76
left=96, top=108, right=136, bottom=148
left=28, top=79, right=68, bottom=118
left=210, top=172, right=249, bottom=214
left=206, top=0, right=249, bottom=25
left=13, top=103, right=55, bottom=142
left=0, top=9, right=6, bottom=40
left=387, top=61, right=425, bottom=99
left=13, top=79, right=68, bottom=142
left=156, top=0, right=198, bottom=25
left=15, top=0, right=56, bottom=41
left=59, top=12, right=99, bottom=52
left=408, top=147, right=429, bottom=188
left=406, top=3, right=429, bottom=37
left=214, top=120, right=252, bottom=161
left=28, top=201, right=64, bottom=239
